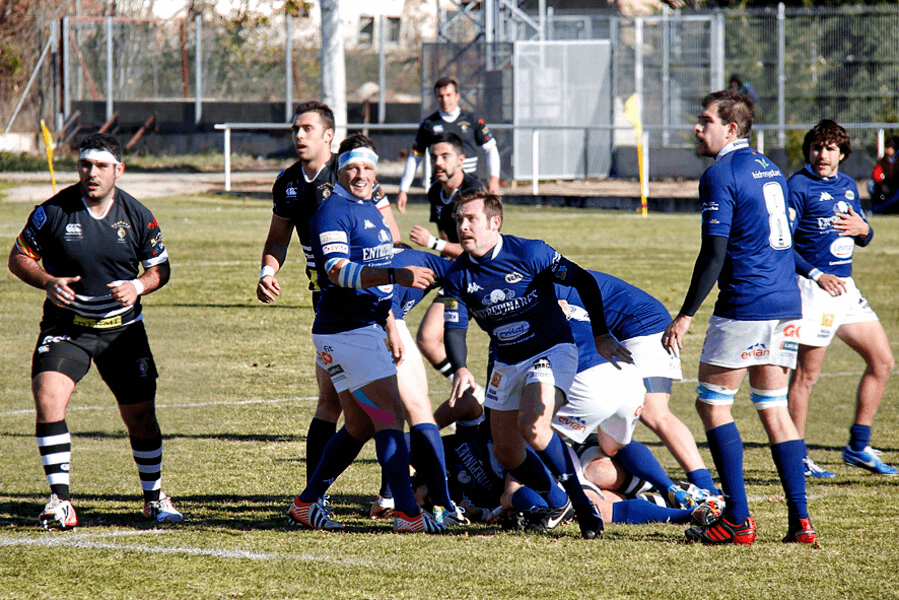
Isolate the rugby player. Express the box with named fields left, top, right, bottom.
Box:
left=662, top=90, right=815, bottom=546
left=786, top=119, right=896, bottom=477
left=9, top=133, right=181, bottom=528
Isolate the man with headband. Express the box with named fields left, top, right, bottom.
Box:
left=286, top=134, right=446, bottom=533
left=9, top=133, right=182, bottom=529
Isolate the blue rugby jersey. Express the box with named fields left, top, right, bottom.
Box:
left=309, top=185, right=395, bottom=334
left=389, top=247, right=451, bottom=319
left=787, top=164, right=871, bottom=278
left=442, top=235, right=575, bottom=364
left=555, top=271, right=672, bottom=373
left=700, top=141, right=801, bottom=320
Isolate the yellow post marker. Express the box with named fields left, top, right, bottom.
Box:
left=624, top=94, right=647, bottom=217
left=40, top=119, right=57, bottom=194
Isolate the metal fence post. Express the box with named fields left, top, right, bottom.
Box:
left=532, top=128, right=539, bottom=195
left=224, top=126, right=231, bottom=192
left=286, top=14, right=293, bottom=123
left=195, top=14, right=203, bottom=125
left=777, top=2, right=786, bottom=148
left=106, top=16, right=113, bottom=123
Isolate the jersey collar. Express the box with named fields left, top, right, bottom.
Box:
left=332, top=183, right=366, bottom=204
left=716, top=138, right=749, bottom=161
left=439, top=107, right=461, bottom=122
left=468, top=233, right=503, bottom=265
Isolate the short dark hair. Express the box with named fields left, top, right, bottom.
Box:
left=434, top=77, right=459, bottom=95
left=429, top=132, right=464, bottom=156
left=337, top=133, right=376, bottom=157
left=456, top=188, right=503, bottom=227
left=293, top=101, right=335, bottom=131
left=79, top=133, right=122, bottom=162
left=802, top=119, right=852, bottom=162
left=701, top=90, right=754, bottom=138
left=885, top=135, right=898, bottom=151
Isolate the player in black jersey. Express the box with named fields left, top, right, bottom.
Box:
left=396, top=77, right=500, bottom=213
left=9, top=133, right=181, bottom=529
left=256, top=102, right=401, bottom=485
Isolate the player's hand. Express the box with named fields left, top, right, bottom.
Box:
left=833, top=206, right=870, bottom=238
left=662, top=314, right=692, bottom=357
left=257, top=275, right=281, bottom=303
left=594, top=333, right=634, bottom=369
left=449, top=367, right=476, bottom=406
left=395, top=265, right=435, bottom=289
left=47, top=276, right=81, bottom=307
left=409, top=225, right=433, bottom=248
left=107, top=279, right=140, bottom=306
left=386, top=323, right=405, bottom=366
left=396, top=191, right=409, bottom=214
left=816, top=272, right=847, bottom=297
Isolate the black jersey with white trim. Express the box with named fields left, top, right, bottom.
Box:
left=412, top=109, right=494, bottom=174
left=426, top=173, right=484, bottom=243
left=16, top=184, right=167, bottom=327
left=272, top=155, right=388, bottom=292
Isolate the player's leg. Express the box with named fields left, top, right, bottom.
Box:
left=836, top=320, right=897, bottom=474
left=306, top=362, right=342, bottom=483
left=787, top=344, right=835, bottom=478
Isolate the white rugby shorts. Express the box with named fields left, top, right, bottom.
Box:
left=794, top=275, right=878, bottom=347
left=484, top=343, right=578, bottom=412
left=313, top=324, right=396, bottom=392
left=622, top=331, right=683, bottom=381
left=699, top=316, right=799, bottom=369
left=552, top=361, right=645, bottom=445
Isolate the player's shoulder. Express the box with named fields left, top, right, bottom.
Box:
left=421, top=111, right=443, bottom=127
left=461, top=173, right=486, bottom=192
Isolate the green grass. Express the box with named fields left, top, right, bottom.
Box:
left=1, top=184, right=898, bottom=599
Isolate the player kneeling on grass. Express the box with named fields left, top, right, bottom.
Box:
left=8, top=133, right=182, bottom=529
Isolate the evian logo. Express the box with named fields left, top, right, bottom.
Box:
left=741, top=343, right=769, bottom=360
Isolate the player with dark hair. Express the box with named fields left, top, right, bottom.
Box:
left=9, top=133, right=181, bottom=528
left=285, top=134, right=446, bottom=533
left=786, top=119, right=896, bottom=477
left=442, top=189, right=633, bottom=539
left=396, top=77, right=500, bottom=213
left=256, top=102, right=401, bottom=489
left=662, top=90, right=816, bottom=546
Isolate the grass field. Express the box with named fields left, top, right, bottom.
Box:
left=1, top=183, right=898, bottom=600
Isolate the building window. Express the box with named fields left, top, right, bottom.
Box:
left=386, top=17, right=401, bottom=43
left=358, top=16, right=374, bottom=45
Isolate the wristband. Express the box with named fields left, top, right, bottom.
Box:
left=130, top=279, right=145, bottom=296
left=809, top=268, right=823, bottom=282
left=427, top=235, right=447, bottom=253
left=387, top=268, right=396, bottom=284
left=260, top=265, right=276, bottom=280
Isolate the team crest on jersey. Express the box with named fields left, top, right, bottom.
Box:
left=483, top=288, right=515, bottom=306
left=505, top=272, right=523, bottom=284
left=459, top=121, right=470, bottom=132
left=32, top=206, right=48, bottom=229
left=834, top=200, right=849, bottom=214
left=137, top=357, right=150, bottom=377
left=112, top=221, right=132, bottom=244
left=845, top=190, right=855, bottom=201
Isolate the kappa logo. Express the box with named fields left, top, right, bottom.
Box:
left=818, top=192, right=834, bottom=202
left=364, top=220, right=375, bottom=229
left=467, top=282, right=483, bottom=294
left=505, top=272, right=523, bottom=284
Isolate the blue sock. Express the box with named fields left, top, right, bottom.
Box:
left=706, top=422, right=749, bottom=524
left=849, top=424, right=871, bottom=452
left=410, top=423, right=454, bottom=509
left=374, top=429, right=419, bottom=516
left=770, top=439, right=809, bottom=522
left=614, top=440, right=677, bottom=494
left=612, top=499, right=692, bottom=524
left=509, top=448, right=568, bottom=509
left=536, top=432, right=591, bottom=507
left=687, top=468, right=720, bottom=495
left=510, top=486, right=548, bottom=512
left=299, top=427, right=365, bottom=503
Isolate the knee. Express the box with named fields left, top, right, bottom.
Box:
left=868, top=351, right=895, bottom=380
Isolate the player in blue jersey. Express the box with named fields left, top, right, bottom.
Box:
left=786, top=120, right=896, bottom=477
left=9, top=133, right=182, bottom=529
left=442, top=189, right=633, bottom=539
left=552, top=270, right=719, bottom=502
left=285, top=135, right=445, bottom=533
left=396, top=77, right=500, bottom=213
left=256, top=102, right=401, bottom=487
left=662, top=90, right=816, bottom=546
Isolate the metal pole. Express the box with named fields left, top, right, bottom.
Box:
left=4, top=38, right=53, bottom=134
left=757, top=130, right=764, bottom=155
left=777, top=3, right=785, bottom=147
left=106, top=17, right=113, bottom=123
left=378, top=15, right=386, bottom=124
left=532, top=129, right=539, bottom=195
left=195, top=14, right=203, bottom=125
left=662, top=6, right=670, bottom=147
left=635, top=17, right=644, bottom=145
left=224, top=127, right=231, bottom=192
left=286, top=14, right=293, bottom=122
left=63, top=17, right=70, bottom=120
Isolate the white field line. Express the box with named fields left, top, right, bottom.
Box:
left=0, top=396, right=317, bottom=417
left=0, top=529, right=374, bottom=565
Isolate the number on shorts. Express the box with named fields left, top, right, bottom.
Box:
left=763, top=181, right=792, bottom=250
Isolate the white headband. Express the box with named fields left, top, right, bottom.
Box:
left=79, top=148, right=121, bottom=164
left=337, top=147, right=378, bottom=171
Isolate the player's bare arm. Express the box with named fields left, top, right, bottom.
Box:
left=108, top=262, right=170, bottom=307
left=257, top=215, right=294, bottom=304
left=8, top=245, right=82, bottom=307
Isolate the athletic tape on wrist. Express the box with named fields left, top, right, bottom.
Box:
left=809, top=268, right=823, bottom=282
left=130, top=279, right=144, bottom=295
left=260, top=265, right=276, bottom=280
